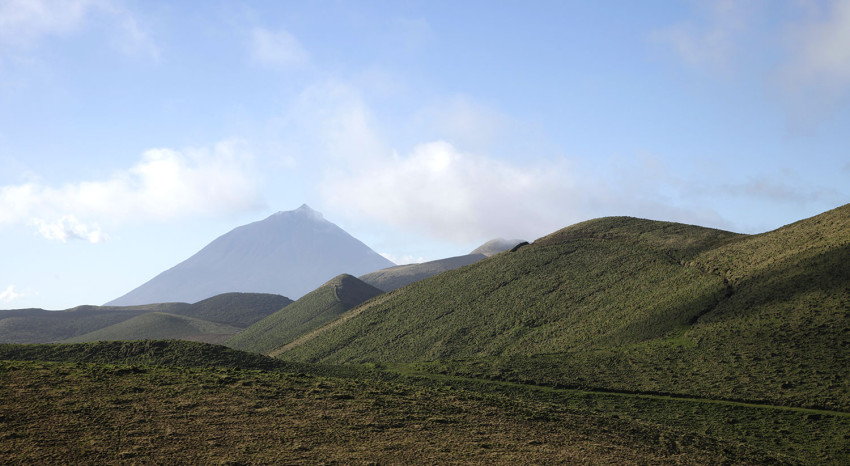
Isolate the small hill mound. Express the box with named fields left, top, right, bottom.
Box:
left=0, top=340, right=290, bottom=371
left=359, top=254, right=485, bottom=292
left=64, top=313, right=241, bottom=343
left=226, top=274, right=383, bottom=355
left=178, top=292, right=292, bottom=327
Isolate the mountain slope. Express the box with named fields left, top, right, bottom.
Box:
left=470, top=238, right=526, bottom=256
left=359, top=254, right=485, bottom=292
left=360, top=238, right=525, bottom=292
left=64, top=312, right=241, bottom=343
left=279, top=205, right=850, bottom=410
left=107, top=205, right=394, bottom=305
left=225, top=274, right=383, bottom=355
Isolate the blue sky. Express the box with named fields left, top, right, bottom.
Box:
left=1, top=0, right=848, bottom=309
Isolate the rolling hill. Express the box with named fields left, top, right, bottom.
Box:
left=0, top=304, right=187, bottom=343
left=107, top=204, right=394, bottom=305
left=278, top=204, right=850, bottom=411
left=225, top=274, right=383, bottom=355
left=63, top=312, right=242, bottom=344
left=0, top=292, right=291, bottom=344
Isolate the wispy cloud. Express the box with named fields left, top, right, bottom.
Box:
left=777, top=0, right=850, bottom=128
left=248, top=27, right=309, bottom=68
left=0, top=284, right=22, bottom=303
left=651, top=0, right=757, bottom=75
left=0, top=0, right=96, bottom=48
left=0, top=140, right=264, bottom=242
left=0, top=0, right=158, bottom=60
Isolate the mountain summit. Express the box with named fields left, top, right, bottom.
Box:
left=106, top=205, right=395, bottom=306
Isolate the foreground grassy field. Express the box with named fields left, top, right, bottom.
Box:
left=3, top=357, right=839, bottom=464
left=1, top=340, right=848, bottom=464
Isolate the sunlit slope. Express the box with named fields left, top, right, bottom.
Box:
left=225, top=274, right=383, bottom=355
left=420, top=204, right=850, bottom=410
left=64, top=312, right=241, bottom=343
left=283, top=217, right=742, bottom=363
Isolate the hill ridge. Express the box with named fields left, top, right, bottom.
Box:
left=276, top=205, right=850, bottom=411
left=225, top=274, right=383, bottom=355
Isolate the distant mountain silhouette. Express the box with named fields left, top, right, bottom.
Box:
left=106, top=205, right=394, bottom=306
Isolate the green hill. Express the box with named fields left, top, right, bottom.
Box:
left=64, top=313, right=241, bottom=344
left=176, top=292, right=293, bottom=327
left=225, top=274, right=383, bottom=355
left=0, top=293, right=290, bottom=344
left=279, top=205, right=850, bottom=411
left=0, top=303, right=189, bottom=343
left=0, top=340, right=292, bottom=371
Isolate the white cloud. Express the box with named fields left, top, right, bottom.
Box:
left=0, top=0, right=157, bottom=59
left=249, top=27, right=309, bottom=68
left=33, top=215, right=107, bottom=243
left=0, top=284, right=22, bottom=303
left=0, top=0, right=97, bottom=48
left=0, top=140, right=264, bottom=241
left=652, top=0, right=757, bottom=74
left=778, top=0, right=850, bottom=125
left=323, top=140, right=579, bottom=242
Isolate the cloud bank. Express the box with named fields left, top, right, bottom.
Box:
left=0, top=140, right=263, bottom=242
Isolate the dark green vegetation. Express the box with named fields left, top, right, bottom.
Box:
left=225, top=274, right=383, bottom=354
left=0, top=340, right=292, bottom=371
left=3, top=341, right=847, bottom=463
left=280, top=205, right=850, bottom=412
left=0, top=292, right=291, bottom=344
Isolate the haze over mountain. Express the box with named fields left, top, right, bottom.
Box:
left=107, top=205, right=394, bottom=306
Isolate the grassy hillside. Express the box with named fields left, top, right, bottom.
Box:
left=359, top=254, right=486, bottom=292
left=226, top=274, right=383, bottom=355
left=175, top=292, right=292, bottom=327
left=283, top=217, right=740, bottom=362
left=280, top=205, right=850, bottom=410
left=0, top=340, right=292, bottom=371
left=64, top=313, right=241, bottom=343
